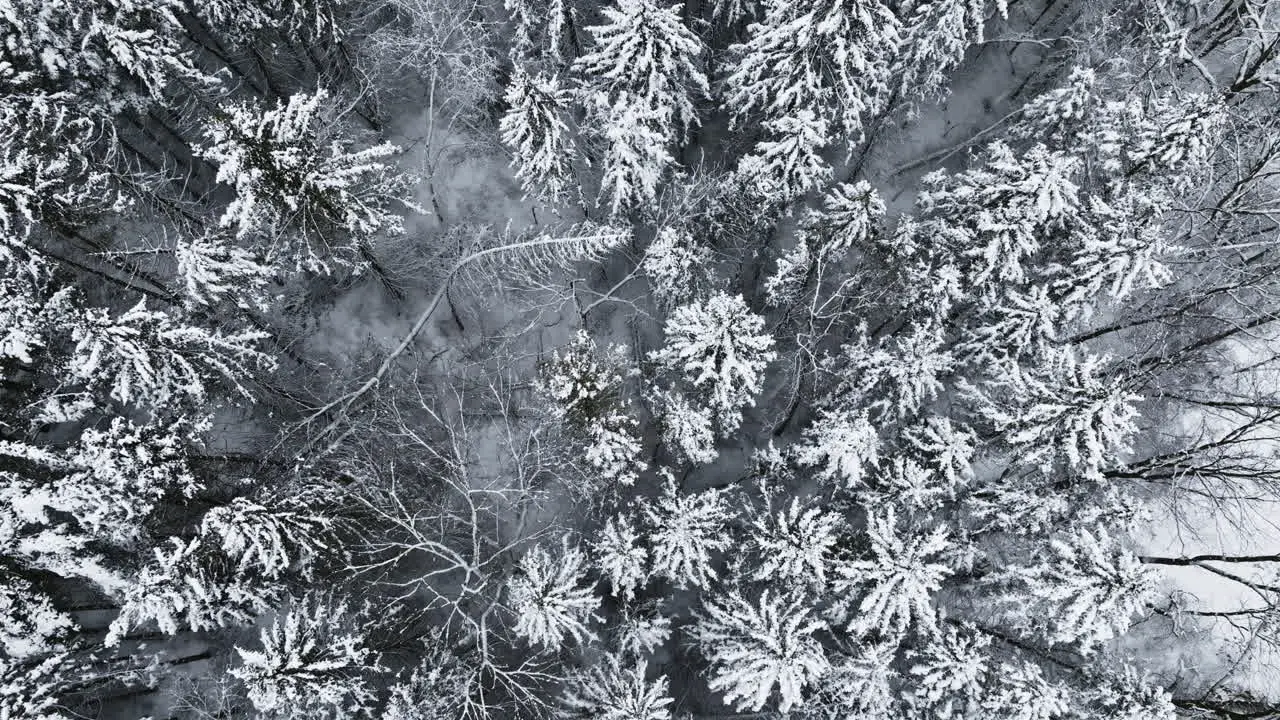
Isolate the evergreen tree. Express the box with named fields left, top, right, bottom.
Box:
left=508, top=540, right=601, bottom=649
left=559, top=655, right=673, bottom=720
left=829, top=507, right=952, bottom=639
left=724, top=0, right=901, bottom=141
left=693, top=589, right=829, bottom=712
left=594, top=515, right=649, bottom=602
left=650, top=292, right=776, bottom=433
left=199, top=89, right=416, bottom=273
left=501, top=68, right=576, bottom=202
left=231, top=595, right=382, bottom=719
left=572, top=0, right=705, bottom=214
left=639, top=478, right=731, bottom=588
left=573, top=0, right=707, bottom=136
left=747, top=494, right=842, bottom=586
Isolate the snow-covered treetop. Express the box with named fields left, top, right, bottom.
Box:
left=193, top=0, right=346, bottom=46
left=654, top=389, right=718, bottom=465
left=508, top=540, right=601, bottom=649
left=174, top=233, right=273, bottom=311
left=201, top=493, right=338, bottom=581
left=0, top=95, right=122, bottom=244
left=650, top=292, right=776, bottom=433
left=501, top=67, right=576, bottom=202
left=574, top=0, right=708, bottom=134
left=747, top=491, right=843, bottom=587
left=59, top=299, right=272, bottom=415
left=568, top=0, right=706, bottom=216
left=200, top=89, right=415, bottom=273
left=794, top=408, right=880, bottom=489
left=594, top=514, right=649, bottom=602
left=917, top=142, right=1083, bottom=292
left=107, top=537, right=276, bottom=646
left=1003, top=526, right=1156, bottom=654
left=0, top=0, right=211, bottom=108
left=725, top=0, right=902, bottom=140
left=830, top=507, right=952, bottom=640
left=232, top=594, right=382, bottom=719
left=642, top=226, right=713, bottom=310
left=803, top=179, right=887, bottom=257
left=828, top=320, right=954, bottom=421
left=590, top=93, right=677, bottom=215
left=896, top=0, right=1003, bottom=101
left=694, top=588, right=829, bottom=712
left=540, top=330, right=646, bottom=489
left=540, top=330, right=626, bottom=430
left=906, top=622, right=990, bottom=719
left=640, top=477, right=732, bottom=588
left=0, top=417, right=197, bottom=544
left=0, top=574, right=73, bottom=660
left=559, top=655, right=673, bottom=720
left=736, top=110, right=835, bottom=204
left=0, top=653, right=72, bottom=720
left=967, top=347, right=1141, bottom=482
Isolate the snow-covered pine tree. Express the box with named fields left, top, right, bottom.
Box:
left=505, top=0, right=577, bottom=64
left=60, top=299, right=272, bottom=414
left=905, top=623, right=991, bottom=719
left=559, top=655, right=673, bottom=720
left=593, top=515, right=649, bottom=602
left=641, top=226, right=713, bottom=310
left=589, top=94, right=676, bottom=215
left=693, top=588, right=829, bottom=712
left=231, top=595, right=382, bottom=719
left=806, top=641, right=899, bottom=719
left=1005, top=526, right=1157, bottom=653
left=0, top=95, right=122, bottom=241
left=0, top=0, right=214, bottom=108
left=829, top=507, right=952, bottom=639
left=573, top=0, right=707, bottom=137
left=107, top=537, right=278, bottom=646
left=764, top=236, right=813, bottom=308
left=915, top=142, right=1083, bottom=294
left=0, top=417, right=197, bottom=546
left=192, top=0, right=344, bottom=48
left=979, top=661, right=1069, bottom=720
left=736, top=110, right=835, bottom=204
left=638, top=477, right=731, bottom=588
left=724, top=0, right=901, bottom=142
left=653, top=390, right=719, bottom=464
left=200, top=492, right=339, bottom=580
left=649, top=292, right=776, bottom=433
left=540, top=330, right=646, bottom=490
left=1083, top=665, right=1176, bottom=720
left=173, top=232, right=274, bottom=311
left=827, top=320, right=954, bottom=421
left=612, top=602, right=672, bottom=660
left=794, top=408, right=881, bottom=489
left=572, top=0, right=706, bottom=214
left=0, top=572, right=73, bottom=660
left=896, top=0, right=1004, bottom=101
left=967, top=348, right=1141, bottom=483
left=199, top=89, right=416, bottom=273
left=902, top=416, right=976, bottom=493
left=0, top=653, right=72, bottom=720
left=803, top=179, right=887, bottom=257
left=747, top=493, right=842, bottom=586
left=501, top=67, right=577, bottom=202
left=507, top=540, right=601, bottom=649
